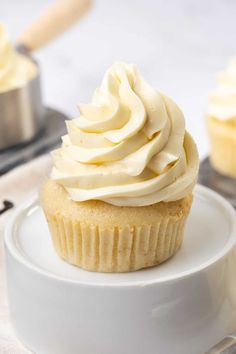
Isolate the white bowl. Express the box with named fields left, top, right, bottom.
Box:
left=4, top=185, right=236, bottom=354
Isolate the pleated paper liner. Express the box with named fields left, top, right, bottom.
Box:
left=45, top=208, right=190, bottom=272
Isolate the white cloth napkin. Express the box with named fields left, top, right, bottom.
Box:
left=0, top=154, right=52, bottom=353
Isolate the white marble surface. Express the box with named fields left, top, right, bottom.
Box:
left=2, top=0, right=236, bottom=157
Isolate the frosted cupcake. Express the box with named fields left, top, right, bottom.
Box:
left=207, top=57, right=236, bottom=178
left=42, top=62, right=199, bottom=272
left=0, top=24, right=37, bottom=92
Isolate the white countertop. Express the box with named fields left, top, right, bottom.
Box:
left=2, top=0, right=236, bottom=158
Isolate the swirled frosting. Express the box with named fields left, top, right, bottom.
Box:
left=51, top=62, right=199, bottom=206
left=208, top=57, right=236, bottom=121
left=0, top=24, right=37, bottom=92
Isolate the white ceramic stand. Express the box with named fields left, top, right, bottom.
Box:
left=4, top=185, right=236, bottom=354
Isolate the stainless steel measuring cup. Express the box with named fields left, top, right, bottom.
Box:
left=0, top=0, right=91, bottom=150
left=0, top=54, right=44, bottom=150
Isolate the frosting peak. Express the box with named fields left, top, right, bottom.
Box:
left=208, top=57, right=236, bottom=121
left=52, top=62, right=198, bottom=206
left=0, top=24, right=37, bottom=92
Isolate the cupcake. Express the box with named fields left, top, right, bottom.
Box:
left=207, top=57, right=236, bottom=178
left=42, top=62, right=199, bottom=272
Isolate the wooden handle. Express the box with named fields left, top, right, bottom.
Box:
left=17, top=0, right=91, bottom=52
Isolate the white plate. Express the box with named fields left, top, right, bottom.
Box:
left=5, top=184, right=236, bottom=354
left=12, top=185, right=234, bottom=284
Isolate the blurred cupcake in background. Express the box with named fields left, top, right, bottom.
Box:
left=207, top=57, right=236, bottom=178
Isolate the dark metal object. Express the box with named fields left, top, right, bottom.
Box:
left=199, top=157, right=236, bottom=209
left=204, top=335, right=236, bottom=353
left=0, top=107, right=67, bottom=175
left=0, top=200, right=14, bottom=215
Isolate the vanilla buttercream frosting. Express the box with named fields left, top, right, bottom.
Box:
left=208, top=57, right=236, bottom=121
left=0, top=24, right=37, bottom=92
left=51, top=62, right=199, bottom=206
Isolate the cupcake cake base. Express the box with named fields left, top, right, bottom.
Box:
left=42, top=181, right=193, bottom=272
left=207, top=116, right=236, bottom=178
